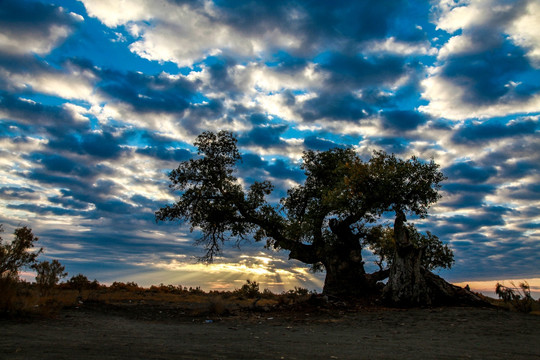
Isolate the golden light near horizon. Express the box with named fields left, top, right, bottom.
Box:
left=454, top=278, right=540, bottom=300
left=105, top=252, right=326, bottom=293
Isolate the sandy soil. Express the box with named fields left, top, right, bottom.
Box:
left=1, top=303, right=539, bottom=360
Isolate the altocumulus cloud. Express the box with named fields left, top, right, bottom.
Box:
left=0, top=0, right=538, bottom=295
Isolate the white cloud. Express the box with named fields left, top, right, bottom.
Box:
left=0, top=24, right=71, bottom=56
left=507, top=1, right=540, bottom=67
left=81, top=0, right=153, bottom=27
left=83, top=0, right=302, bottom=67
left=437, top=34, right=476, bottom=59
left=420, top=68, right=540, bottom=120
left=9, top=71, right=96, bottom=101
left=436, top=3, right=483, bottom=33
left=364, top=37, right=437, bottom=56
left=424, top=0, right=540, bottom=120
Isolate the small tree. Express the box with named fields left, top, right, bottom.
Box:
left=67, top=273, right=92, bottom=294
left=32, top=260, right=67, bottom=295
left=0, top=225, right=42, bottom=279
left=235, top=279, right=260, bottom=298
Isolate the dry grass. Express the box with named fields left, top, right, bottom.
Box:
left=6, top=279, right=537, bottom=319
left=0, top=278, right=80, bottom=318
left=1, top=279, right=312, bottom=319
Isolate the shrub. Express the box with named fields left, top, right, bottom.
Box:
left=32, top=260, right=67, bottom=295
left=495, top=281, right=535, bottom=313
left=110, top=281, right=141, bottom=291
left=235, top=280, right=260, bottom=298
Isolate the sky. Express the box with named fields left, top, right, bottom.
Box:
left=0, top=0, right=539, bottom=297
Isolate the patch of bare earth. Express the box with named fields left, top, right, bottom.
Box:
left=1, top=302, right=539, bottom=359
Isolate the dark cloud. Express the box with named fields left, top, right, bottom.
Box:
left=238, top=124, right=288, bottom=147
left=303, top=136, right=341, bottom=151
left=0, top=92, right=88, bottom=136
left=204, top=56, right=240, bottom=95
left=0, top=187, right=39, bottom=200
left=48, top=130, right=125, bottom=160
left=266, top=159, right=304, bottom=181
left=81, top=131, right=124, bottom=159
left=96, top=68, right=197, bottom=114
left=441, top=183, right=497, bottom=208
left=0, top=0, right=78, bottom=53
left=381, top=110, right=428, bottom=131
left=7, top=203, right=81, bottom=216
left=266, top=52, right=309, bottom=74
left=214, top=0, right=405, bottom=54
left=441, top=40, right=539, bottom=105
left=452, top=118, right=539, bottom=145
left=241, top=153, right=266, bottom=168
left=136, top=146, right=192, bottom=162
left=48, top=194, right=91, bottom=210
left=430, top=206, right=513, bottom=240
left=26, top=170, right=82, bottom=188
left=318, top=53, right=406, bottom=90
left=299, top=93, right=372, bottom=122
left=444, top=161, right=497, bottom=183
left=33, top=154, right=95, bottom=177
left=372, top=137, right=409, bottom=154
left=503, top=183, right=540, bottom=201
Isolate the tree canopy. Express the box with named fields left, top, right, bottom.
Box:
left=0, top=225, right=42, bottom=279
left=157, top=131, right=455, bottom=302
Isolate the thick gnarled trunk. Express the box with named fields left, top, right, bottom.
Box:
left=383, top=241, right=432, bottom=306
left=383, top=210, right=432, bottom=306
left=322, top=247, right=370, bottom=297
left=383, top=210, right=490, bottom=307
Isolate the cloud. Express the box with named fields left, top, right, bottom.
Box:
left=444, top=161, right=498, bottom=183
left=451, top=117, right=539, bottom=144
left=0, top=0, right=80, bottom=56
left=381, top=110, right=428, bottom=131
left=421, top=0, right=540, bottom=120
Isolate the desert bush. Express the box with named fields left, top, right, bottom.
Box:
left=65, top=274, right=91, bottom=292
left=32, top=260, right=67, bottom=295
left=495, top=281, right=535, bottom=313
left=60, top=274, right=102, bottom=298
left=110, top=281, right=141, bottom=291
left=188, top=286, right=205, bottom=294
left=234, top=280, right=260, bottom=298
left=149, top=283, right=185, bottom=294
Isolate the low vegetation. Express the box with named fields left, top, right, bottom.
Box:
left=1, top=277, right=318, bottom=318
left=495, top=281, right=539, bottom=313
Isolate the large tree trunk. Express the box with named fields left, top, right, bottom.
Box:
left=321, top=242, right=373, bottom=298
left=383, top=210, right=491, bottom=307
left=383, top=210, right=432, bottom=306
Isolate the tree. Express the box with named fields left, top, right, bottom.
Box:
left=0, top=225, right=42, bottom=279
left=32, top=259, right=67, bottom=295
left=156, top=131, right=454, bottom=299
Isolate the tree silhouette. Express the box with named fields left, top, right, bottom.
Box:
left=32, top=259, right=67, bottom=295
left=0, top=225, right=42, bottom=279
left=157, top=131, right=476, bottom=305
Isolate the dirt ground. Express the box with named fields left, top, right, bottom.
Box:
left=1, top=303, right=540, bottom=360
